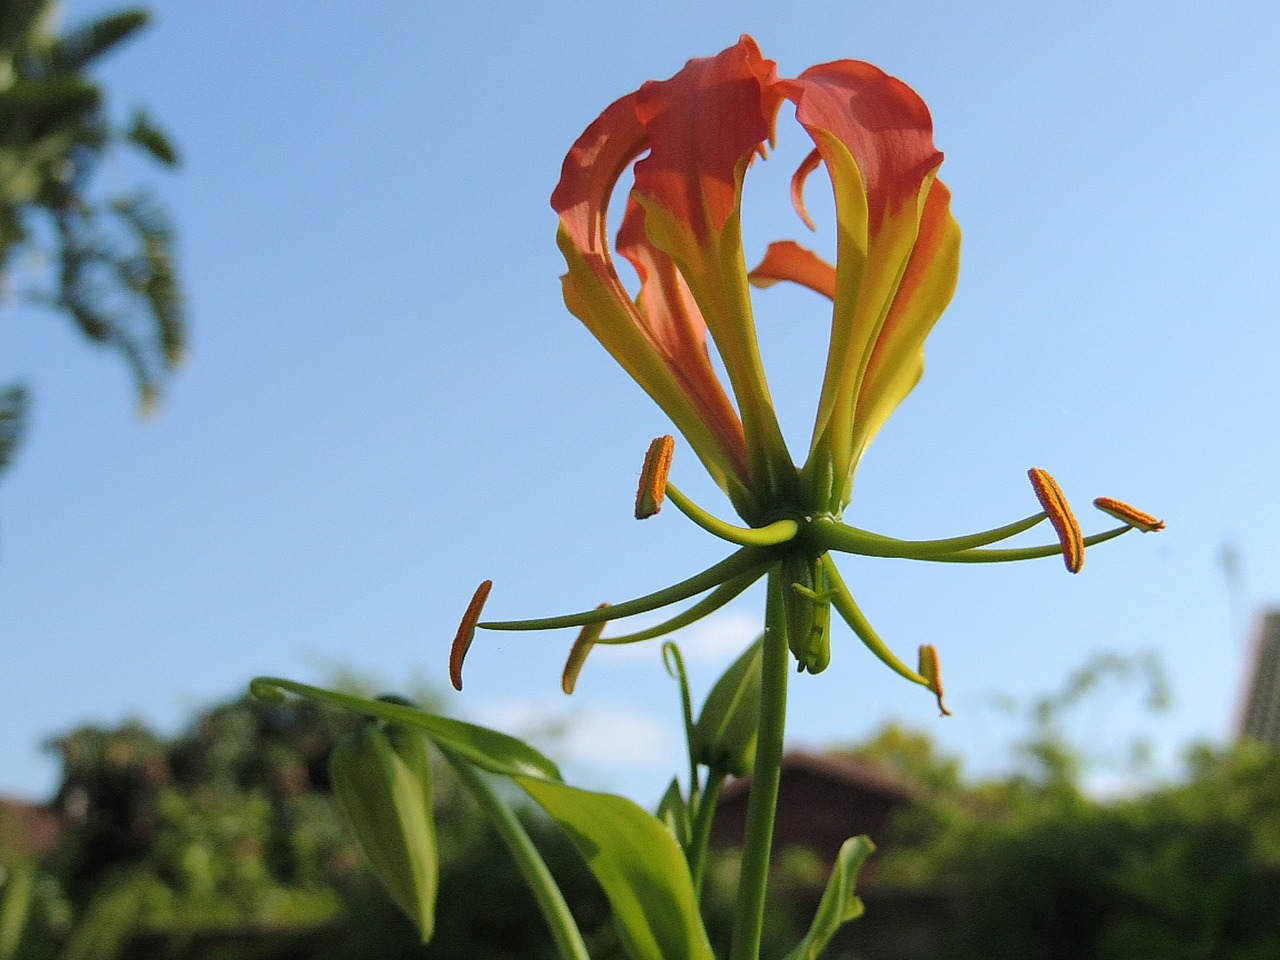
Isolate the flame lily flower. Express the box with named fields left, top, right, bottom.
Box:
left=456, top=37, right=1162, bottom=699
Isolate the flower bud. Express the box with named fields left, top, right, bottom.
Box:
left=330, top=720, right=438, bottom=941
left=783, top=553, right=832, bottom=674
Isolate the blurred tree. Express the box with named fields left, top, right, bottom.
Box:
left=0, top=685, right=616, bottom=960
left=849, top=655, right=1280, bottom=960
left=0, top=0, right=183, bottom=475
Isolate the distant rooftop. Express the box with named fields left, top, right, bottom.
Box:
left=1237, top=610, right=1280, bottom=744
left=0, top=795, right=62, bottom=861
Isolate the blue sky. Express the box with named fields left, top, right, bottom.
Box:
left=2, top=0, right=1279, bottom=801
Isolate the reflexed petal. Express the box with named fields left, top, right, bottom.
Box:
left=749, top=240, right=836, bottom=301
left=632, top=37, right=781, bottom=241
left=778, top=60, right=952, bottom=512
left=849, top=179, right=960, bottom=467
left=616, top=201, right=749, bottom=483
left=552, top=90, right=751, bottom=501
left=631, top=36, right=795, bottom=506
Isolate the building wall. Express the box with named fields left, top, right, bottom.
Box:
left=1238, top=610, right=1280, bottom=744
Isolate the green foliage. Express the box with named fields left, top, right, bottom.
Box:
left=0, top=0, right=184, bottom=473
left=251, top=677, right=562, bottom=781
left=329, top=720, right=437, bottom=941
left=520, top=777, right=716, bottom=960
left=1, top=683, right=631, bottom=960
left=782, top=837, right=873, bottom=960
left=692, top=635, right=762, bottom=777
left=915, top=742, right=1280, bottom=960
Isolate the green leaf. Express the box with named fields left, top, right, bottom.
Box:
left=692, top=634, right=762, bottom=776
left=44, top=10, right=149, bottom=73
left=124, top=108, right=178, bottom=166
left=656, top=777, right=691, bottom=849
left=517, top=778, right=716, bottom=960
left=782, top=836, right=875, bottom=960
left=249, top=677, right=561, bottom=781
left=0, top=861, right=34, bottom=960
left=331, top=722, right=438, bottom=941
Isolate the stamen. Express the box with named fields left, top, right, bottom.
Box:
left=562, top=603, right=609, bottom=694
left=1027, top=468, right=1084, bottom=573
left=1093, top=496, right=1165, bottom=533
left=917, top=644, right=952, bottom=717
left=635, top=435, right=675, bottom=519
left=449, top=580, right=492, bottom=691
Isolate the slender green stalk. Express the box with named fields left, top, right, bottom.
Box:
left=440, top=748, right=590, bottom=960
left=814, top=512, right=1047, bottom=558
left=666, top=482, right=800, bottom=547
left=480, top=545, right=772, bottom=631
left=729, top=568, right=791, bottom=960
left=687, top=768, right=727, bottom=898
left=917, top=524, right=1130, bottom=562
left=662, top=642, right=701, bottom=806
left=600, top=570, right=766, bottom=646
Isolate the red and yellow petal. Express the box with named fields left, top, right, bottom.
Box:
left=748, top=240, right=837, bottom=301
left=630, top=36, right=795, bottom=505
left=850, top=179, right=960, bottom=466
left=552, top=85, right=751, bottom=501
left=777, top=59, right=953, bottom=511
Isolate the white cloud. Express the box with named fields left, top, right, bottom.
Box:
left=680, top=610, right=762, bottom=663
left=471, top=698, right=680, bottom=774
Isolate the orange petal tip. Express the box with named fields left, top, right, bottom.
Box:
left=635, top=435, right=675, bottom=519
left=449, top=580, right=493, bottom=691
left=1028, top=467, right=1085, bottom=573
left=1093, top=496, right=1165, bottom=533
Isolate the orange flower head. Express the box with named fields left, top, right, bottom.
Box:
left=553, top=36, right=959, bottom=523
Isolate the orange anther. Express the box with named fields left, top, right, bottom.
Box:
left=1028, top=467, right=1085, bottom=573
left=449, top=580, right=492, bottom=691
left=562, top=604, right=609, bottom=695
left=917, top=644, right=952, bottom=717
left=635, top=435, right=675, bottom=519
left=1093, top=496, right=1165, bottom=533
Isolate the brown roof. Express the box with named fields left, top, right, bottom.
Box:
left=0, top=796, right=63, bottom=860
left=712, top=750, right=918, bottom=866
left=718, top=750, right=917, bottom=805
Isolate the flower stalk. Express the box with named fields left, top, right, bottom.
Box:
left=730, top=570, right=792, bottom=960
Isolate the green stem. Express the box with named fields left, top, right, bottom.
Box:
left=440, top=748, right=590, bottom=960
left=729, top=569, right=790, bottom=960
left=599, top=570, right=766, bottom=646
left=688, top=768, right=727, bottom=899
left=813, top=512, right=1047, bottom=558
left=480, top=545, right=773, bottom=632
left=917, top=524, right=1131, bottom=563
left=662, top=642, right=701, bottom=804
left=666, top=482, right=800, bottom=548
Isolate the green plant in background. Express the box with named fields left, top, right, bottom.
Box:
left=254, top=35, right=1162, bottom=960
left=0, top=0, right=183, bottom=474
left=851, top=662, right=1280, bottom=960
left=1, top=685, right=639, bottom=960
